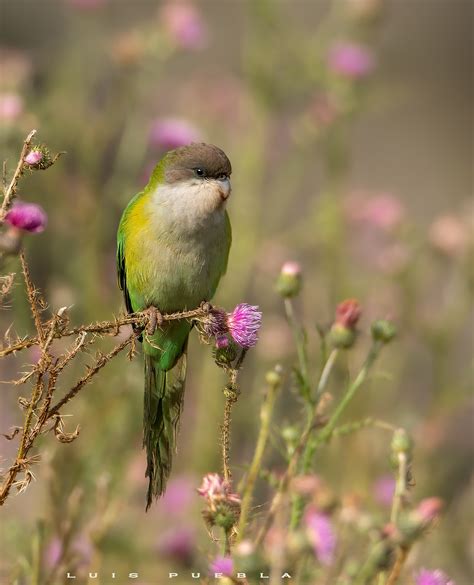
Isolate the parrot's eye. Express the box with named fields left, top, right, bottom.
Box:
left=194, top=167, right=206, bottom=178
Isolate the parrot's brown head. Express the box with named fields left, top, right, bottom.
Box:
left=163, top=143, right=232, bottom=203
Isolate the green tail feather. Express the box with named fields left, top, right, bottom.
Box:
left=143, top=350, right=187, bottom=510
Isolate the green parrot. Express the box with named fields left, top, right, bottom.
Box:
left=117, top=143, right=232, bottom=509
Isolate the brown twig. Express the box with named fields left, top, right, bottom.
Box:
left=47, top=333, right=134, bottom=418
left=0, top=307, right=209, bottom=358
left=0, top=129, right=37, bottom=222
left=0, top=254, right=213, bottom=507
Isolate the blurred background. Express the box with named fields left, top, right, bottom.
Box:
left=0, top=0, right=472, bottom=583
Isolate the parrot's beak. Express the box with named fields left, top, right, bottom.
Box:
left=217, top=177, right=231, bottom=201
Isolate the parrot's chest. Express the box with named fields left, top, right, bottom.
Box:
left=125, top=209, right=227, bottom=312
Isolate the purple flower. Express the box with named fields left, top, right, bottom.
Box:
left=210, top=556, right=233, bottom=576
left=202, top=308, right=228, bottom=338
left=215, top=335, right=230, bottom=349
left=160, top=476, right=194, bottom=515
left=305, top=508, right=336, bottom=566
left=5, top=202, right=47, bottom=233
left=327, top=42, right=375, bottom=79
left=160, top=2, right=208, bottom=50
left=227, top=304, right=262, bottom=348
left=373, top=475, right=396, bottom=507
left=25, top=150, right=43, bottom=165
left=415, top=569, right=455, bottom=585
left=158, top=527, right=195, bottom=564
left=149, top=118, right=201, bottom=150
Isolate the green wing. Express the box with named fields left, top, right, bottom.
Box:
left=117, top=222, right=133, bottom=315
left=222, top=210, right=232, bottom=276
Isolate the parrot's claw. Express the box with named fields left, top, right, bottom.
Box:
left=200, top=301, right=212, bottom=314
left=144, top=306, right=163, bottom=335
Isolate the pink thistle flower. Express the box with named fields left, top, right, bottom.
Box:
left=373, top=475, right=396, bottom=507
left=335, top=299, right=361, bottom=329
left=149, top=118, right=201, bottom=150
left=414, top=497, right=443, bottom=524
left=160, top=2, right=208, bottom=50
left=0, top=93, right=23, bottom=121
left=415, top=569, right=455, bottom=585
left=5, top=202, right=47, bottom=233
left=327, top=42, right=375, bottom=79
left=227, top=303, right=262, bottom=348
left=215, top=335, right=230, bottom=349
left=210, top=555, right=233, bottom=576
left=305, top=508, right=336, bottom=566
left=281, top=260, right=302, bottom=276
left=25, top=150, right=43, bottom=165
left=202, top=308, right=228, bottom=338
left=197, top=473, right=240, bottom=506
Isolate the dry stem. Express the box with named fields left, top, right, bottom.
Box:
left=0, top=250, right=213, bottom=507
left=0, top=129, right=37, bottom=222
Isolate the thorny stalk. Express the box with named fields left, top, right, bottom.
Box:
left=0, top=129, right=37, bottom=222
left=220, top=350, right=247, bottom=483
left=0, top=251, right=217, bottom=507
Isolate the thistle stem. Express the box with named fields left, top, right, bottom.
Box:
left=290, top=347, right=340, bottom=528
left=237, top=374, right=281, bottom=541
left=390, top=452, right=408, bottom=524
left=386, top=547, right=410, bottom=585
left=284, top=298, right=310, bottom=398
left=315, top=348, right=339, bottom=401
left=314, top=341, right=382, bottom=447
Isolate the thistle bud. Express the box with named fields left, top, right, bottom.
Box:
left=398, top=497, right=443, bottom=544
left=391, top=428, right=413, bottom=458
left=329, top=299, right=361, bottom=349
left=282, top=425, right=299, bottom=455
left=213, top=342, right=238, bottom=367
left=328, top=323, right=356, bottom=349
left=371, top=320, right=396, bottom=343
left=24, top=144, right=52, bottom=170
left=265, top=365, right=283, bottom=386
left=276, top=261, right=302, bottom=298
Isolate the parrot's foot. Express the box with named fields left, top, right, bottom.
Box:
left=144, top=306, right=164, bottom=335
left=200, top=301, right=212, bottom=314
